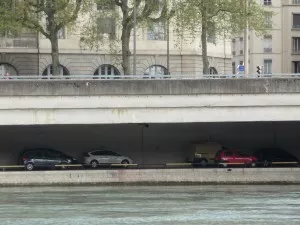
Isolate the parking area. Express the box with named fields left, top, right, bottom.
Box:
left=0, top=121, right=299, bottom=170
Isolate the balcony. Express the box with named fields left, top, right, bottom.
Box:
left=264, top=48, right=272, bottom=53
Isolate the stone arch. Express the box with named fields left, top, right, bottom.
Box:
left=138, top=55, right=168, bottom=75
left=91, top=55, right=122, bottom=75
left=208, top=67, right=218, bottom=74
left=0, top=63, right=18, bottom=76
left=39, top=55, right=72, bottom=75
left=144, top=65, right=168, bottom=78
left=42, top=64, right=70, bottom=76
left=93, top=64, right=121, bottom=79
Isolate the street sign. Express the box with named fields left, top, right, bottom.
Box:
left=239, top=65, right=245, bottom=72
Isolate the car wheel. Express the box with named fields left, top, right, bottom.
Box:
left=26, top=163, right=34, bottom=171
left=199, top=159, right=208, bottom=167
left=121, top=160, right=129, bottom=164
left=263, top=160, right=270, bottom=167
left=91, top=160, right=99, bottom=169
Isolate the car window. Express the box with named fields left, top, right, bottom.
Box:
left=24, top=150, right=43, bottom=158
left=106, top=151, right=119, bottom=156
left=44, top=150, right=61, bottom=158
left=35, top=150, right=43, bottom=158
left=236, top=152, right=248, bottom=157
left=224, top=151, right=233, bottom=157
left=91, top=151, right=105, bottom=156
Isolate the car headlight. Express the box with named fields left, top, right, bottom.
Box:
left=67, top=159, right=72, bottom=163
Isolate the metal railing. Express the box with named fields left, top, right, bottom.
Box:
left=1, top=74, right=300, bottom=81
left=0, top=161, right=298, bottom=171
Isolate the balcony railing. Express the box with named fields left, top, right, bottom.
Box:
left=264, top=48, right=272, bottom=53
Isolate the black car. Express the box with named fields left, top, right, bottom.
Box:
left=19, top=148, right=78, bottom=171
left=254, top=148, right=299, bottom=167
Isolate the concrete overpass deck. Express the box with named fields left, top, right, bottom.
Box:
left=1, top=78, right=300, bottom=125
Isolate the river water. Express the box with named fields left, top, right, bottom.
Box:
left=0, top=185, right=299, bottom=225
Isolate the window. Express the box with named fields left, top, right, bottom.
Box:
left=232, top=39, right=236, bottom=43
left=57, top=27, right=65, bottom=39
left=44, top=150, right=61, bottom=158
left=45, top=18, right=66, bottom=39
left=264, top=59, right=272, bottom=74
left=224, top=151, right=233, bottom=157
left=232, top=51, right=236, bottom=56
left=42, top=65, right=69, bottom=76
left=263, top=35, right=272, bottom=52
left=240, top=50, right=243, bottom=55
left=264, top=12, right=272, bottom=28
left=208, top=67, right=218, bottom=74
left=106, top=151, right=120, bottom=156
left=97, top=18, right=116, bottom=39
left=148, top=21, right=165, bottom=41
left=239, top=37, right=243, bottom=41
left=96, top=1, right=115, bottom=10
left=293, top=37, right=300, bottom=53
left=91, top=151, right=105, bottom=156
left=293, top=0, right=300, bottom=4
left=239, top=61, right=244, bottom=65
left=144, top=65, right=168, bottom=78
left=94, top=64, right=120, bottom=79
left=0, top=63, right=18, bottom=76
left=207, top=21, right=216, bottom=44
left=293, top=14, right=300, bottom=28
left=263, top=0, right=272, bottom=5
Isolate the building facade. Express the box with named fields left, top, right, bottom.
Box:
left=0, top=3, right=232, bottom=77
left=232, top=0, right=300, bottom=74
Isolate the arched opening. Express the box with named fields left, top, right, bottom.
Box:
left=0, top=63, right=18, bottom=77
left=208, top=67, right=218, bottom=74
left=93, top=64, right=120, bottom=79
left=42, top=64, right=70, bottom=77
left=144, top=65, right=168, bottom=78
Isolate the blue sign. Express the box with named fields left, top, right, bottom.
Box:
left=239, top=66, right=245, bottom=72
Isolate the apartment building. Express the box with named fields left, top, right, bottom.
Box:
left=0, top=4, right=232, bottom=77
left=232, top=0, right=300, bottom=74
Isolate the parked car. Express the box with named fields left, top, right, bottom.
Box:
left=83, top=150, right=134, bottom=168
left=215, top=149, right=257, bottom=167
left=254, top=148, right=299, bottom=167
left=19, top=148, right=78, bottom=171
left=187, top=142, right=223, bottom=167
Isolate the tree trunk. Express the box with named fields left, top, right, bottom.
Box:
left=201, top=14, right=209, bottom=74
left=50, top=33, right=60, bottom=76
left=121, top=25, right=131, bottom=75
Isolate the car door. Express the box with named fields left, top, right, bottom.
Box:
left=106, top=151, right=120, bottom=163
left=223, top=150, right=235, bottom=163
left=234, top=151, right=249, bottom=164
left=43, top=150, right=61, bottom=168
left=93, top=151, right=109, bottom=164
left=30, top=150, right=44, bottom=167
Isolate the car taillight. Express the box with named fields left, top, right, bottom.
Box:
left=22, top=156, right=28, bottom=162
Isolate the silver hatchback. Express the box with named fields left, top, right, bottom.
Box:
left=83, top=150, right=134, bottom=168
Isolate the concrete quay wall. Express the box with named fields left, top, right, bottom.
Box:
left=0, top=168, right=299, bottom=186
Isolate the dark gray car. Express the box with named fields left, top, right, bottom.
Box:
left=19, top=148, right=78, bottom=171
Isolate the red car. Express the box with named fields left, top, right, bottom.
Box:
left=215, top=149, right=257, bottom=167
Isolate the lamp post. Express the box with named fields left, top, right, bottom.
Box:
left=244, top=0, right=249, bottom=76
